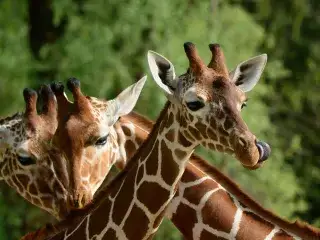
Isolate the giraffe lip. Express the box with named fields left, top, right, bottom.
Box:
left=256, top=141, right=271, bottom=163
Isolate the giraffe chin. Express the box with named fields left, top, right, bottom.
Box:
left=243, top=161, right=263, bottom=170
left=243, top=141, right=270, bottom=170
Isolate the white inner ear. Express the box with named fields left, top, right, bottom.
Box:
left=147, top=50, right=176, bottom=95
left=114, top=76, right=147, bottom=117
left=230, top=54, right=267, bottom=92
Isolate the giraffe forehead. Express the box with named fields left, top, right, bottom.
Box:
left=87, top=97, right=117, bottom=128
left=67, top=120, right=99, bottom=142
left=89, top=97, right=108, bottom=115
left=181, top=81, right=222, bottom=103
left=201, top=77, right=245, bottom=104
left=98, top=121, right=113, bottom=137
left=177, top=70, right=224, bottom=95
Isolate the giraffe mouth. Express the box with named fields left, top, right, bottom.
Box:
left=256, top=141, right=271, bottom=163
left=240, top=140, right=271, bottom=170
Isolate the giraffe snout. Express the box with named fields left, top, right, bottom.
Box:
left=231, top=131, right=267, bottom=168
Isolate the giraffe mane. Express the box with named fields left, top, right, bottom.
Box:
left=189, top=155, right=320, bottom=239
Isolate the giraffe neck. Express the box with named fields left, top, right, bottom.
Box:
left=47, top=102, right=198, bottom=240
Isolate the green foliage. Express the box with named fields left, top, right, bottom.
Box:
left=0, top=1, right=33, bottom=116
left=0, top=0, right=318, bottom=239
left=154, top=219, right=181, bottom=240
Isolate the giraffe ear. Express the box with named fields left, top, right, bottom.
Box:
left=113, top=76, right=147, bottom=117
left=147, top=50, right=177, bottom=95
left=229, top=54, right=267, bottom=92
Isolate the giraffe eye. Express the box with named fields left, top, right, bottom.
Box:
left=18, top=156, right=35, bottom=166
left=95, top=135, right=108, bottom=146
left=186, top=101, right=205, bottom=111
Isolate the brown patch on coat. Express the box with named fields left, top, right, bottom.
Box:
left=145, top=141, right=159, bottom=176
left=124, top=140, right=137, bottom=161
left=174, top=149, right=187, bottom=159
left=272, top=229, right=294, bottom=239
left=136, top=182, right=170, bottom=214
left=122, top=125, right=132, bottom=137
left=201, top=191, right=236, bottom=233
left=160, top=140, right=180, bottom=185
left=200, top=229, right=226, bottom=240
left=171, top=202, right=198, bottom=238
left=165, top=129, right=175, bottom=142
left=207, top=128, right=218, bottom=141
left=178, top=131, right=193, bottom=147
left=112, top=163, right=138, bottom=225
left=123, top=204, right=150, bottom=240
left=188, top=125, right=202, bottom=141
left=103, top=228, right=117, bottom=239
left=237, top=211, right=274, bottom=239
left=88, top=198, right=112, bottom=235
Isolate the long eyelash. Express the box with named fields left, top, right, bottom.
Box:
left=241, top=102, right=247, bottom=109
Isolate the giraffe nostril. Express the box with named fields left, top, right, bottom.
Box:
left=239, top=137, right=246, bottom=147
left=73, top=199, right=80, bottom=208
left=68, top=193, right=81, bottom=209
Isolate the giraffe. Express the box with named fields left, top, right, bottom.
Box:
left=23, top=43, right=319, bottom=240
left=0, top=85, right=68, bottom=218
left=23, top=112, right=320, bottom=240
left=113, top=112, right=320, bottom=240
left=22, top=42, right=274, bottom=240
left=0, top=77, right=146, bottom=220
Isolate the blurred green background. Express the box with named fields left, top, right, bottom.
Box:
left=0, top=0, right=319, bottom=239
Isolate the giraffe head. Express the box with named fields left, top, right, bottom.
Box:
left=0, top=86, right=70, bottom=218
left=148, top=42, right=270, bottom=169
left=49, top=76, right=147, bottom=211
left=0, top=77, right=146, bottom=220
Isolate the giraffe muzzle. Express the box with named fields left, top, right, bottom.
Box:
left=256, top=141, right=271, bottom=163
left=69, top=190, right=93, bottom=210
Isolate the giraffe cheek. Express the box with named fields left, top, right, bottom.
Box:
left=81, top=163, right=90, bottom=178
left=207, top=128, right=218, bottom=142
